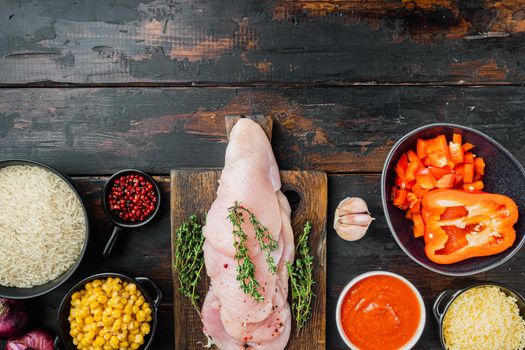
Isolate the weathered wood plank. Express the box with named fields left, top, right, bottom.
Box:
left=3, top=174, right=523, bottom=350
left=2, top=0, right=525, bottom=84
left=0, top=87, right=525, bottom=174
left=170, top=170, right=327, bottom=349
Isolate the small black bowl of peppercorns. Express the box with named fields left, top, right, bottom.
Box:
left=101, top=169, right=161, bottom=257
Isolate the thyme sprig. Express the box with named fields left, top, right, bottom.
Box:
left=287, top=221, right=315, bottom=330
left=228, top=202, right=279, bottom=302
left=246, top=208, right=279, bottom=274
left=174, top=214, right=205, bottom=316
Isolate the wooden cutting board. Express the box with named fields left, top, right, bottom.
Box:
left=170, top=116, right=327, bottom=349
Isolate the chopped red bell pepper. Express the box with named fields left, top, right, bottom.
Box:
left=463, top=181, right=484, bottom=192
left=449, top=141, right=464, bottom=164
left=417, top=139, right=427, bottom=159
left=475, top=157, right=485, bottom=175
left=436, top=174, right=456, bottom=189
left=427, top=151, right=449, bottom=168
left=393, top=188, right=407, bottom=207
left=416, top=168, right=437, bottom=189
left=463, top=163, right=474, bottom=183
left=464, top=152, right=475, bottom=164
left=462, top=143, right=475, bottom=152
left=452, top=133, right=462, bottom=145
left=422, top=189, right=518, bottom=264
left=413, top=213, right=425, bottom=238
left=429, top=166, right=453, bottom=180
left=405, top=162, right=419, bottom=181
left=407, top=150, right=423, bottom=167
left=395, top=153, right=408, bottom=178
left=412, top=182, right=429, bottom=199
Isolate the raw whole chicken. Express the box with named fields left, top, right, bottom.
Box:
left=201, top=119, right=294, bottom=349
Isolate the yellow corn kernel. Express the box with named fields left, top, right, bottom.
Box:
left=102, top=316, right=113, bottom=326
left=92, top=279, right=102, bottom=287
left=124, top=303, right=133, bottom=315
left=130, top=343, right=140, bottom=350
left=111, top=309, right=121, bottom=318
left=140, top=322, right=150, bottom=335
left=94, top=336, right=105, bottom=347
left=97, top=294, right=107, bottom=304
left=128, top=321, right=137, bottom=331
left=111, top=319, right=122, bottom=332
left=133, top=334, right=144, bottom=344
left=72, top=291, right=82, bottom=301
left=119, top=341, right=129, bottom=348
left=109, top=335, right=119, bottom=349
left=135, top=296, right=145, bottom=307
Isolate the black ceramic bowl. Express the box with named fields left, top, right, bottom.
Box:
left=433, top=282, right=525, bottom=349
left=57, top=272, right=162, bottom=350
left=0, top=159, right=90, bottom=299
left=382, top=124, right=525, bottom=276
left=101, top=169, right=161, bottom=257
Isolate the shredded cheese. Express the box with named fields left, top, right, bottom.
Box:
left=443, top=286, right=525, bottom=350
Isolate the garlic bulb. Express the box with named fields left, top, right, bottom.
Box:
left=334, top=197, right=374, bottom=241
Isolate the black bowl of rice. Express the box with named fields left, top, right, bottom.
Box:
left=0, top=160, right=89, bottom=299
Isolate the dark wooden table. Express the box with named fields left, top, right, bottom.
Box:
left=1, top=1, right=525, bottom=349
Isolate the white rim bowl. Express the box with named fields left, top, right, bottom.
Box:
left=335, top=271, right=426, bottom=350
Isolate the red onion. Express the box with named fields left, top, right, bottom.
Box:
left=0, top=298, right=29, bottom=339
left=5, top=329, right=54, bottom=350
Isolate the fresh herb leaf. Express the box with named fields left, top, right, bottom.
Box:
left=287, top=221, right=315, bottom=330
left=174, top=214, right=205, bottom=315
left=228, top=202, right=279, bottom=302
left=247, top=208, right=279, bottom=274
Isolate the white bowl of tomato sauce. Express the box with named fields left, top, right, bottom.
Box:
left=336, top=271, right=426, bottom=350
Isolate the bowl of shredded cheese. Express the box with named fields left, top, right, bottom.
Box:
left=433, top=283, right=525, bottom=350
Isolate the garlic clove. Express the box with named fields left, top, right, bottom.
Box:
left=338, top=213, right=375, bottom=227
left=334, top=197, right=374, bottom=241
left=336, top=197, right=369, bottom=216
left=334, top=222, right=368, bottom=241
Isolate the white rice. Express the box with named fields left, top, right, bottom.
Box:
left=0, top=165, right=86, bottom=288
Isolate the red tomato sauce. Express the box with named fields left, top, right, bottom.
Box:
left=340, top=275, right=421, bottom=350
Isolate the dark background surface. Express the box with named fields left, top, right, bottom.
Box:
left=1, top=1, right=525, bottom=349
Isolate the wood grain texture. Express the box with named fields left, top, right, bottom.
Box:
left=171, top=169, right=327, bottom=349
left=225, top=115, right=273, bottom=141
left=2, top=0, right=525, bottom=84
left=1, top=87, right=525, bottom=175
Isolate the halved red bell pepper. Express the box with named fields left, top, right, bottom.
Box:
left=421, top=189, right=518, bottom=264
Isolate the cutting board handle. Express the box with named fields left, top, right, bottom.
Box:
left=225, top=115, right=273, bottom=142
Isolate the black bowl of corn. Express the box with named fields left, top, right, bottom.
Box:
left=56, top=273, right=162, bottom=350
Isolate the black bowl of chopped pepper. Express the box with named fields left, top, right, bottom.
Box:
left=101, top=169, right=161, bottom=257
